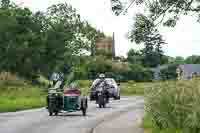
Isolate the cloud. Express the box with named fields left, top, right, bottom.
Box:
left=159, top=15, right=200, bottom=57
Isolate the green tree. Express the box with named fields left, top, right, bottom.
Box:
left=45, top=3, right=106, bottom=75
left=127, top=49, right=143, bottom=64
left=81, top=21, right=105, bottom=56
left=0, top=7, right=44, bottom=79
left=173, top=56, right=185, bottom=64
left=160, top=64, right=178, bottom=80
left=129, top=14, right=166, bottom=67
left=185, top=55, right=200, bottom=64
left=111, top=0, right=124, bottom=16
left=0, top=1, right=107, bottom=81
left=111, top=0, right=200, bottom=67
left=111, top=0, right=200, bottom=27
left=1, top=0, right=10, bottom=9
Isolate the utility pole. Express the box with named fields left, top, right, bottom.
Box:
left=91, top=43, right=95, bottom=56
left=112, top=32, right=116, bottom=60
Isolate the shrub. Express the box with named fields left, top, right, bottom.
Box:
left=160, top=64, right=178, bottom=80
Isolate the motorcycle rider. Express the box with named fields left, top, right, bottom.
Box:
left=47, top=72, right=63, bottom=109
left=93, top=74, right=109, bottom=103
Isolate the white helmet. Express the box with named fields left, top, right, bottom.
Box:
left=50, top=72, right=60, bottom=81
left=69, top=82, right=77, bottom=89
left=99, top=74, right=105, bottom=78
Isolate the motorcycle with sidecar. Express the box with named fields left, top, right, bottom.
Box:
left=47, top=83, right=88, bottom=116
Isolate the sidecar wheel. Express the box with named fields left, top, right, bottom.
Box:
left=49, top=112, right=53, bottom=116
left=81, top=97, right=87, bottom=116
left=54, top=111, right=58, bottom=116
left=99, top=104, right=102, bottom=108
left=82, top=108, right=86, bottom=116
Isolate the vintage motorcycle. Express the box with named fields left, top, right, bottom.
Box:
left=47, top=81, right=88, bottom=116
left=95, top=86, right=109, bottom=108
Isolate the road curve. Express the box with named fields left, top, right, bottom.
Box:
left=0, top=96, right=144, bottom=133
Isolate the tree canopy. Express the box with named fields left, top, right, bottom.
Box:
left=111, top=0, right=194, bottom=67
left=111, top=0, right=200, bottom=27
left=128, top=13, right=166, bottom=67
left=0, top=0, right=106, bottom=80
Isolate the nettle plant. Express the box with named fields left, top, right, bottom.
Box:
left=145, top=80, right=200, bottom=132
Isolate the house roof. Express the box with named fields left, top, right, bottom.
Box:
left=178, top=64, right=200, bottom=74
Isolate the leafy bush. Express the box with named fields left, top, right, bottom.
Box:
left=122, top=64, right=153, bottom=81
left=160, top=64, right=178, bottom=80
left=71, top=56, right=154, bottom=82
left=145, top=80, right=200, bottom=133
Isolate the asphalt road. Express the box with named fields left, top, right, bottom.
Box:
left=93, top=103, right=144, bottom=133
left=0, top=96, right=144, bottom=133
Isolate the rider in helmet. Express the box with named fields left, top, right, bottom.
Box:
left=99, top=73, right=105, bottom=80
left=94, top=73, right=109, bottom=103
left=47, top=72, right=63, bottom=109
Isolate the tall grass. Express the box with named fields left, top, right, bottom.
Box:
left=143, top=113, right=181, bottom=133
left=145, top=80, right=200, bottom=133
left=0, top=82, right=46, bottom=113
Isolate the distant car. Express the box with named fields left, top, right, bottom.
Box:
left=90, top=78, right=120, bottom=100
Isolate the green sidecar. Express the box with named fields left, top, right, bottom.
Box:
left=47, top=88, right=88, bottom=116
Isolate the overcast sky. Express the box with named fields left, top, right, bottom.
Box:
left=12, top=0, right=200, bottom=58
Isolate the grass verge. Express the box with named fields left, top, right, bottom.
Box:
left=120, top=81, right=147, bottom=96
left=143, top=113, right=179, bottom=133
left=0, top=82, right=46, bottom=113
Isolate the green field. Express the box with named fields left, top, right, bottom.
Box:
left=120, top=81, right=147, bottom=95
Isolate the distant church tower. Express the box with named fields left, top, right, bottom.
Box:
left=95, top=32, right=116, bottom=58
